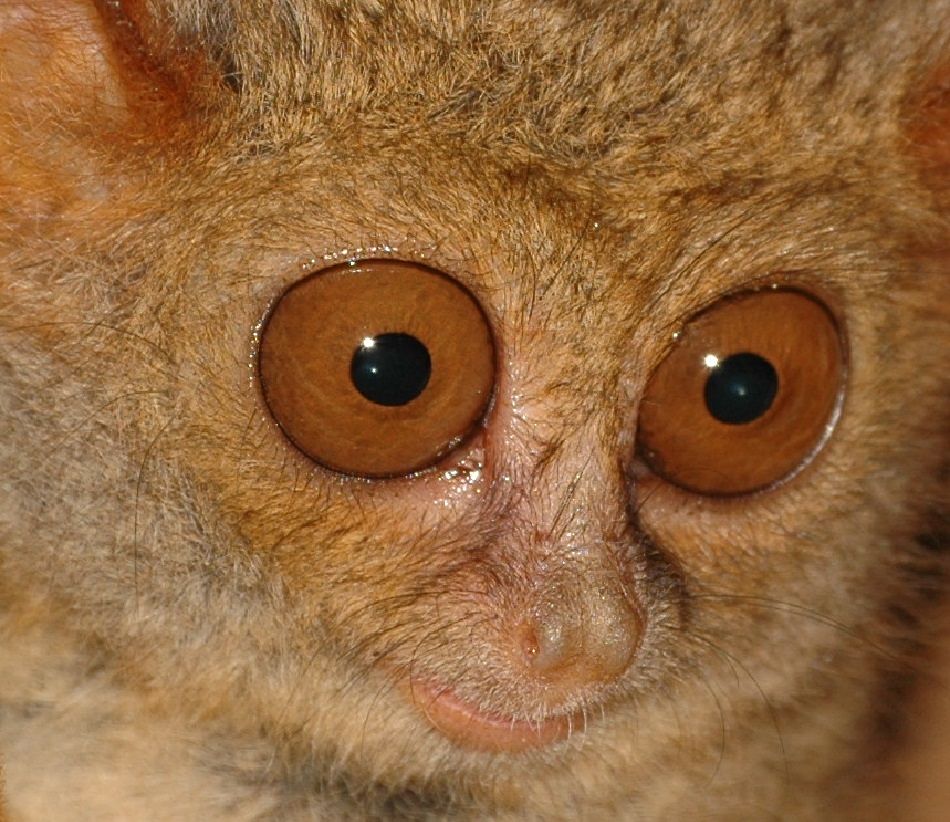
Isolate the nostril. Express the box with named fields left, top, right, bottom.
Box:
left=517, top=620, right=542, bottom=662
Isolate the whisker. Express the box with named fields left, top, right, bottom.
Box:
left=690, top=590, right=892, bottom=659
left=689, top=631, right=789, bottom=789
left=132, top=416, right=176, bottom=615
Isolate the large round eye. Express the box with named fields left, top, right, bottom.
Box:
left=636, top=289, right=844, bottom=496
left=258, top=259, right=495, bottom=477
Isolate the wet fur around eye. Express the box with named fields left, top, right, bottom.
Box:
left=0, top=1, right=948, bottom=820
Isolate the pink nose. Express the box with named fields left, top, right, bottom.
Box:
left=514, top=575, right=640, bottom=691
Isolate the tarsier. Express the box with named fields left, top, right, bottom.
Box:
left=0, top=0, right=947, bottom=819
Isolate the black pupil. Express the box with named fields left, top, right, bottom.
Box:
left=703, top=352, right=778, bottom=425
left=350, top=333, right=432, bottom=407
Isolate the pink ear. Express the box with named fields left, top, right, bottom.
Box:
left=0, top=1, right=216, bottom=229
left=0, top=3, right=122, bottom=218
left=0, top=2, right=128, bottom=117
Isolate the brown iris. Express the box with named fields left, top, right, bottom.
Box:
left=636, top=289, right=845, bottom=495
left=258, top=259, right=495, bottom=477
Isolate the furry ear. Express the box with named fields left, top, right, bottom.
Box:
left=905, top=56, right=950, bottom=217
left=0, top=2, right=131, bottom=224
left=0, top=1, right=217, bottom=233
left=0, top=2, right=129, bottom=123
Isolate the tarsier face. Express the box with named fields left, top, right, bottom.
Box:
left=0, top=1, right=947, bottom=819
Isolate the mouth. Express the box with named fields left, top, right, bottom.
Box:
left=409, top=677, right=577, bottom=753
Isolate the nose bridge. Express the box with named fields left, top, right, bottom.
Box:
left=521, top=420, right=631, bottom=551
left=493, top=414, right=638, bottom=608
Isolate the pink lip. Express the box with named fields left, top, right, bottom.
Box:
left=409, top=678, right=575, bottom=753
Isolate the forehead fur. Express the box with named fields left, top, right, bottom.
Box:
left=146, top=0, right=944, bottom=165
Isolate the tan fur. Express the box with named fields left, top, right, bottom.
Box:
left=1, top=1, right=948, bottom=819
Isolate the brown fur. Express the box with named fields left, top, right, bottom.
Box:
left=1, top=1, right=948, bottom=819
